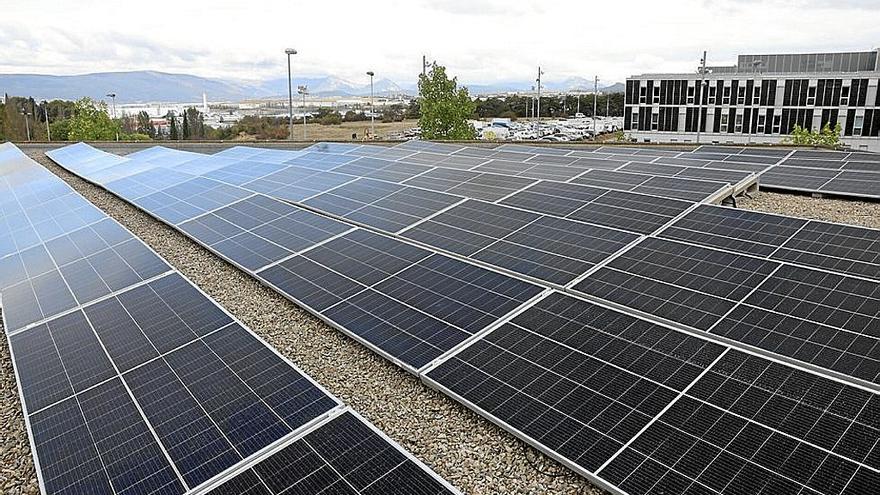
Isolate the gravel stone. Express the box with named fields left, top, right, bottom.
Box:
left=740, top=190, right=880, bottom=229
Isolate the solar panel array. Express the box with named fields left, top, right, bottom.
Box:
left=2, top=143, right=459, bottom=495
left=47, top=142, right=880, bottom=495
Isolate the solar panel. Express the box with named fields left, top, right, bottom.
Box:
left=659, top=205, right=880, bottom=280
left=304, top=178, right=462, bottom=233
left=210, top=410, right=459, bottom=495
left=257, top=229, right=543, bottom=371
left=400, top=199, right=639, bottom=285
left=403, top=168, right=537, bottom=202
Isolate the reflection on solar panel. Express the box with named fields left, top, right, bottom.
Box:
left=47, top=142, right=880, bottom=495
left=658, top=205, right=880, bottom=280
left=400, top=199, right=639, bottom=285
left=11, top=143, right=459, bottom=495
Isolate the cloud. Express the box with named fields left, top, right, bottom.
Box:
left=0, top=0, right=877, bottom=87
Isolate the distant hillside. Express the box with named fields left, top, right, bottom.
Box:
left=0, top=71, right=267, bottom=103
left=0, top=70, right=624, bottom=102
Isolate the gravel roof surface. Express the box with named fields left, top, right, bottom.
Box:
left=2, top=148, right=878, bottom=495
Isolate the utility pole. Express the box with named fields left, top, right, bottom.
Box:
left=577, top=94, right=580, bottom=116
left=696, top=50, right=707, bottom=144
left=106, top=93, right=118, bottom=141
left=285, top=48, right=297, bottom=140
left=44, top=104, right=51, bottom=141
left=536, top=66, right=543, bottom=136
left=593, top=76, right=598, bottom=139
left=606, top=94, right=610, bottom=117
left=367, top=71, right=375, bottom=139
left=21, top=111, right=31, bottom=141
left=298, top=85, right=308, bottom=140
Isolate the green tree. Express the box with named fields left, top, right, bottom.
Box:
left=182, top=110, right=190, bottom=139
left=136, top=111, right=155, bottom=138
left=185, top=107, right=205, bottom=139
left=167, top=111, right=179, bottom=140
left=784, top=123, right=842, bottom=148
left=67, top=97, right=120, bottom=140
left=418, top=63, right=476, bottom=140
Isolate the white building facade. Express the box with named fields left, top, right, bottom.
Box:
left=624, top=50, right=880, bottom=151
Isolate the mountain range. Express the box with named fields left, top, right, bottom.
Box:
left=0, top=70, right=623, bottom=103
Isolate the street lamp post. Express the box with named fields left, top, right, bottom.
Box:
left=44, top=104, right=51, bottom=141
left=536, top=66, right=543, bottom=136
left=106, top=93, right=118, bottom=141
left=21, top=111, right=31, bottom=141
left=285, top=48, right=297, bottom=140
left=298, top=85, right=308, bottom=140
left=366, top=71, right=375, bottom=139
left=696, top=51, right=707, bottom=144
left=593, top=76, right=599, bottom=140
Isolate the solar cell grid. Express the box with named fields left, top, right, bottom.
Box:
left=660, top=205, right=880, bottom=281
left=209, top=410, right=459, bottom=495
left=599, top=349, right=880, bottom=495
left=572, top=237, right=780, bottom=331
left=425, top=292, right=726, bottom=474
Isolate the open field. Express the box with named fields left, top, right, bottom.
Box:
left=251, top=118, right=419, bottom=141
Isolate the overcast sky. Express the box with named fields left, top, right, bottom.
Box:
left=2, top=0, right=878, bottom=85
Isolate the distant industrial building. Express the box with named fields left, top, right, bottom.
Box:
left=624, top=50, right=880, bottom=151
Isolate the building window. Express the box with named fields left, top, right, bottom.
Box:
left=708, top=87, right=716, bottom=105
left=772, top=115, right=781, bottom=133
left=639, top=87, right=646, bottom=104
left=651, top=112, right=659, bottom=130
left=753, top=85, right=761, bottom=105
left=720, top=113, right=729, bottom=132
left=722, top=86, right=731, bottom=105
left=757, top=114, right=766, bottom=133
left=687, top=85, right=695, bottom=105
left=653, top=86, right=660, bottom=99
left=735, top=113, right=743, bottom=133
left=807, top=86, right=816, bottom=106
left=841, top=86, right=850, bottom=106
left=853, top=114, right=864, bottom=135
left=737, top=87, right=746, bottom=105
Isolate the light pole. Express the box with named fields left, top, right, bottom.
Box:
left=366, top=71, right=375, bottom=138
left=536, top=66, right=543, bottom=136
left=106, top=93, right=118, bottom=141
left=593, top=76, right=599, bottom=139
left=298, top=85, right=308, bottom=140
left=285, top=48, right=297, bottom=140
left=43, top=103, right=51, bottom=141
left=696, top=50, right=707, bottom=144
left=21, top=110, right=31, bottom=141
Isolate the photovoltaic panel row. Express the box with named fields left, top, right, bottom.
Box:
left=499, top=181, right=694, bottom=234
left=132, top=147, right=653, bottom=289
left=658, top=204, right=880, bottom=281
left=760, top=166, right=880, bottom=199
left=399, top=199, right=639, bottom=286
left=424, top=291, right=880, bottom=495
left=117, top=149, right=648, bottom=290
left=300, top=142, right=738, bottom=203
left=690, top=144, right=880, bottom=198
left=31, top=144, right=461, bottom=494
left=49, top=145, right=546, bottom=374
left=49, top=143, right=880, bottom=494
left=570, top=236, right=880, bottom=386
